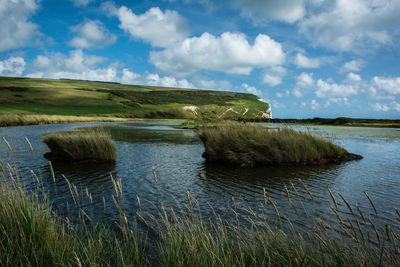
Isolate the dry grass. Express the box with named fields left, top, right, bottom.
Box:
left=42, top=129, right=117, bottom=162
left=198, top=121, right=358, bottom=167
left=0, top=114, right=130, bottom=127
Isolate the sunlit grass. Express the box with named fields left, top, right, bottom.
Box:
left=198, top=121, right=360, bottom=167
left=43, top=129, right=117, bottom=162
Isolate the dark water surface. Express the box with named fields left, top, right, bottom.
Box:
left=1, top=121, right=399, bottom=235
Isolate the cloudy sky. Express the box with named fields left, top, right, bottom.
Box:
left=1, top=0, right=400, bottom=118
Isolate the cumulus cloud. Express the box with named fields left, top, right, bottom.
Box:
left=121, top=69, right=194, bottom=88
left=71, top=0, right=95, bottom=7
left=292, top=88, right=303, bottom=98
left=370, top=102, right=390, bottom=112
left=241, top=83, right=262, bottom=96
left=299, top=0, right=400, bottom=51
left=296, top=72, right=314, bottom=88
left=0, top=57, right=26, bottom=76
left=107, top=4, right=189, bottom=48
left=26, top=49, right=117, bottom=81
left=191, top=75, right=233, bottom=91
left=340, top=59, right=366, bottom=73
left=235, top=0, right=306, bottom=23
left=315, top=79, right=358, bottom=98
left=261, top=66, right=286, bottom=86
left=372, top=76, right=400, bottom=95
left=294, top=53, right=320, bottom=68
left=150, top=32, right=285, bottom=76
left=346, top=72, right=362, bottom=82
left=0, top=0, right=40, bottom=51
left=69, top=20, right=116, bottom=49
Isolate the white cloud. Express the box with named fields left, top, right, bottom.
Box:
left=311, top=99, right=320, bottom=110
left=0, top=57, right=25, bottom=76
left=0, top=0, right=40, bottom=51
left=261, top=66, right=286, bottom=86
left=109, top=5, right=189, bottom=48
left=316, top=79, right=358, bottom=98
left=371, top=101, right=400, bottom=112
left=372, top=76, right=400, bottom=95
left=69, top=20, right=116, bottom=49
left=299, top=0, right=400, bottom=51
left=346, top=72, right=362, bottom=82
left=276, top=90, right=290, bottom=98
left=235, top=0, right=306, bottom=23
left=26, top=50, right=117, bottom=82
left=191, top=75, right=232, bottom=91
left=296, top=72, right=314, bottom=88
left=294, top=53, right=320, bottom=68
left=121, top=69, right=194, bottom=88
left=150, top=32, right=285, bottom=76
left=370, top=102, right=390, bottom=112
left=71, top=0, right=95, bottom=7
left=340, top=59, right=366, bottom=73
left=292, top=88, right=303, bottom=98
left=241, top=83, right=261, bottom=96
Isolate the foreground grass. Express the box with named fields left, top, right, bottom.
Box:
left=0, top=157, right=399, bottom=266
left=0, top=113, right=131, bottom=127
left=199, top=121, right=360, bottom=167
left=43, top=129, right=117, bottom=162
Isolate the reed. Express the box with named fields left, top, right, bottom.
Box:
left=0, top=114, right=129, bottom=127
left=42, top=129, right=117, bottom=162
left=0, top=156, right=398, bottom=266
left=198, top=121, right=361, bottom=167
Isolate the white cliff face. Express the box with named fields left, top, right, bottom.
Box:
left=183, top=106, right=198, bottom=115
left=260, top=105, right=272, bottom=119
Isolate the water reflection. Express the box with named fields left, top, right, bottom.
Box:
left=1, top=121, right=399, bottom=235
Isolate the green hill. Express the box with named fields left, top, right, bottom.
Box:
left=0, top=76, right=270, bottom=121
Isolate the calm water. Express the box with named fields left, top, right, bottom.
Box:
left=1, top=121, right=399, bottom=235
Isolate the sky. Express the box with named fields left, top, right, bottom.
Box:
left=1, top=0, right=400, bottom=119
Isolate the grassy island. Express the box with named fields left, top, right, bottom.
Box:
left=43, top=129, right=116, bottom=162
left=199, top=122, right=362, bottom=167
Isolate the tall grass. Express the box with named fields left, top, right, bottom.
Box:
left=0, top=157, right=399, bottom=266
left=43, top=129, right=117, bottom=162
left=0, top=114, right=130, bottom=127
left=198, top=121, right=361, bottom=167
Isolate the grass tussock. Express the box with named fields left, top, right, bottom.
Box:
left=199, top=121, right=360, bottom=167
left=0, top=114, right=129, bottom=127
left=43, top=129, right=116, bottom=162
left=0, top=158, right=399, bottom=266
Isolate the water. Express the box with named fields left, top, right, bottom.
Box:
left=1, top=121, right=399, bottom=236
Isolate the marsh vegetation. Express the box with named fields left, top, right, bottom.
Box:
left=199, top=121, right=361, bottom=167
left=42, top=129, right=116, bottom=162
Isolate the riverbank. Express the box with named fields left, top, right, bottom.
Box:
left=0, top=114, right=132, bottom=127
left=267, top=117, right=400, bottom=128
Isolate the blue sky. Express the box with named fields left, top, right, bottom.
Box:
left=1, top=0, right=400, bottom=118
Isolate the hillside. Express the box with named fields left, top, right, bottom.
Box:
left=0, top=77, right=270, bottom=121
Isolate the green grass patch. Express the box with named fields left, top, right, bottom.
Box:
left=43, top=129, right=117, bottom=162
left=0, top=76, right=270, bottom=123
left=199, top=121, right=361, bottom=167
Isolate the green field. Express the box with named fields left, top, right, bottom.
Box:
left=0, top=76, right=270, bottom=121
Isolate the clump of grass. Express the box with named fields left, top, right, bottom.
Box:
left=199, top=121, right=361, bottom=167
left=43, top=129, right=117, bottom=162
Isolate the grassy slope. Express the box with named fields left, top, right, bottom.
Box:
left=0, top=76, right=269, bottom=120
